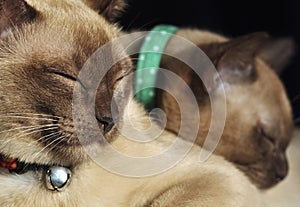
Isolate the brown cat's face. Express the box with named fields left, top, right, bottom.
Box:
left=216, top=60, right=293, bottom=189
left=160, top=32, right=294, bottom=189
left=0, top=0, right=131, bottom=168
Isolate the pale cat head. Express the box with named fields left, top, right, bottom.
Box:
left=159, top=30, right=294, bottom=189
left=0, top=0, right=131, bottom=168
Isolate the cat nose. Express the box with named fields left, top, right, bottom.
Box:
left=96, top=115, right=115, bottom=134
left=275, top=169, right=287, bottom=181
left=94, top=89, right=116, bottom=134
left=275, top=152, right=288, bottom=181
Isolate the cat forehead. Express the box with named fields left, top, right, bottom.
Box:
left=2, top=1, right=119, bottom=70
left=27, top=0, right=101, bottom=15
left=27, top=0, right=117, bottom=46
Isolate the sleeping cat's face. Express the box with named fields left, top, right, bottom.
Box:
left=215, top=59, right=293, bottom=189
left=160, top=31, right=294, bottom=189
left=0, top=0, right=131, bottom=168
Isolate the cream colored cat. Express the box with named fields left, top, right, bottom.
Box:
left=0, top=0, right=262, bottom=206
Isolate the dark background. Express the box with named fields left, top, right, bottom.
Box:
left=119, top=0, right=300, bottom=125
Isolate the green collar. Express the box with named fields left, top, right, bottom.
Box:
left=134, top=25, right=179, bottom=111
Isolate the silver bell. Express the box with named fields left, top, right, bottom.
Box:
left=45, top=166, right=72, bottom=192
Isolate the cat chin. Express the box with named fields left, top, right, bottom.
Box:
left=250, top=175, right=280, bottom=189
left=253, top=174, right=283, bottom=189
left=236, top=164, right=282, bottom=189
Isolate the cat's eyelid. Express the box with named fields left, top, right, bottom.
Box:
left=45, top=65, right=78, bottom=79
left=48, top=70, right=88, bottom=92
left=50, top=71, right=77, bottom=82
left=258, top=127, right=276, bottom=143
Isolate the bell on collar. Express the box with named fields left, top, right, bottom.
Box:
left=45, top=166, right=72, bottom=192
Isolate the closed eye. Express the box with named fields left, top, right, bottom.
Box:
left=258, top=127, right=276, bottom=144
left=49, top=71, right=87, bottom=91
left=51, top=71, right=77, bottom=82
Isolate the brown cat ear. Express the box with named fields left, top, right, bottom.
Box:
left=0, top=0, right=38, bottom=39
left=203, top=32, right=269, bottom=85
left=258, top=38, right=295, bottom=74
left=82, top=0, right=127, bottom=22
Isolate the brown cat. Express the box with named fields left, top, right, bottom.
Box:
left=111, top=14, right=294, bottom=189
left=0, top=0, right=262, bottom=206
left=155, top=30, right=294, bottom=189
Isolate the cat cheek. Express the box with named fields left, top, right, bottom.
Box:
left=272, top=149, right=286, bottom=161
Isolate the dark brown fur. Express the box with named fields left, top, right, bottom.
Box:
left=157, top=30, right=294, bottom=189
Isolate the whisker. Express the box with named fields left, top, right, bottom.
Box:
left=1, top=125, right=59, bottom=142
left=0, top=124, right=59, bottom=135
left=0, top=115, right=57, bottom=121
left=33, top=135, right=65, bottom=159
left=0, top=112, right=61, bottom=119
left=47, top=137, right=66, bottom=153
left=35, top=131, right=62, bottom=144
left=0, top=125, right=39, bottom=134
left=14, top=126, right=59, bottom=139
left=66, top=135, right=73, bottom=145
left=31, top=136, right=61, bottom=157
left=1, top=126, right=59, bottom=147
left=12, top=131, right=60, bottom=158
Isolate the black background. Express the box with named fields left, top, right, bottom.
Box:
left=120, top=0, right=300, bottom=125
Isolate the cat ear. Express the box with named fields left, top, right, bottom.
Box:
left=82, top=0, right=127, bottom=22
left=0, top=0, right=38, bottom=39
left=203, top=32, right=269, bottom=85
left=258, top=38, right=295, bottom=74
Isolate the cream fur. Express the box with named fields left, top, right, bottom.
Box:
left=0, top=101, right=263, bottom=207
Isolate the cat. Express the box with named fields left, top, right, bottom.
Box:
left=156, top=30, right=294, bottom=189
left=0, top=0, right=263, bottom=207
left=105, top=4, right=294, bottom=189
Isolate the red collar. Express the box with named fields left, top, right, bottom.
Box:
left=0, top=155, right=18, bottom=170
